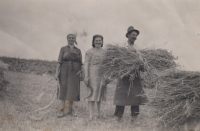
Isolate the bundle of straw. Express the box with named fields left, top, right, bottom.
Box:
left=100, top=44, right=143, bottom=81
left=147, top=70, right=200, bottom=128
left=140, top=48, right=177, bottom=88
left=100, top=44, right=177, bottom=82
left=140, top=48, right=177, bottom=71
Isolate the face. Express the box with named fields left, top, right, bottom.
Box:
left=128, top=31, right=138, bottom=43
left=94, top=37, right=103, bottom=48
left=67, top=35, right=76, bottom=45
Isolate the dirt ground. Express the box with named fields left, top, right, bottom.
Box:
left=0, top=71, right=198, bottom=131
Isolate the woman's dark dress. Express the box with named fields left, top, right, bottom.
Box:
left=57, top=45, right=82, bottom=101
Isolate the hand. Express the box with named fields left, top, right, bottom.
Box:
left=79, top=72, right=82, bottom=79
left=143, top=64, right=148, bottom=72
left=84, top=77, right=89, bottom=86
left=54, top=74, right=59, bottom=81
left=139, top=64, right=145, bottom=72
left=105, top=78, right=111, bottom=85
left=138, top=58, right=144, bottom=65
left=129, top=75, right=135, bottom=81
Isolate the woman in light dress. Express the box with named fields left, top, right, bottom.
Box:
left=84, top=34, right=107, bottom=120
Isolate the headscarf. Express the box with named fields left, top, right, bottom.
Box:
left=67, top=34, right=78, bottom=45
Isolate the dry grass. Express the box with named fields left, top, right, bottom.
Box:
left=0, top=71, right=199, bottom=131
left=0, top=71, right=155, bottom=131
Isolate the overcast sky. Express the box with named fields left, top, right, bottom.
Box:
left=0, top=0, right=200, bottom=71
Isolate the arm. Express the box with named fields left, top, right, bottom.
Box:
left=79, top=50, right=84, bottom=69
left=84, top=63, right=89, bottom=80
left=55, top=47, right=63, bottom=80
left=84, top=51, right=90, bottom=85
left=79, top=49, right=84, bottom=81
left=55, top=63, right=61, bottom=80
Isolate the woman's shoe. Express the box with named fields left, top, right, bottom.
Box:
left=57, top=111, right=65, bottom=118
left=66, top=108, right=77, bottom=117
left=56, top=108, right=65, bottom=118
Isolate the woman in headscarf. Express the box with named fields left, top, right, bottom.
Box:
left=55, top=34, right=83, bottom=118
left=84, top=34, right=107, bottom=120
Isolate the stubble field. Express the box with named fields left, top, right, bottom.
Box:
left=0, top=71, right=156, bottom=131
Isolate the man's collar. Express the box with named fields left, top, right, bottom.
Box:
left=127, top=39, right=135, bottom=45
left=126, top=41, right=134, bottom=47
left=126, top=40, right=139, bottom=50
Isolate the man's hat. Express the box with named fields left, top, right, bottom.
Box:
left=126, top=26, right=139, bottom=38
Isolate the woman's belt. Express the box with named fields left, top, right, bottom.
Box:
left=61, top=60, right=81, bottom=71
left=61, top=60, right=80, bottom=64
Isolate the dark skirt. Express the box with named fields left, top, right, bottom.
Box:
left=57, top=61, right=81, bottom=101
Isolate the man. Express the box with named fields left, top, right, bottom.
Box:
left=113, top=26, right=145, bottom=122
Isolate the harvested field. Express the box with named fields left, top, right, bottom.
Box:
left=1, top=71, right=200, bottom=131
left=0, top=71, right=155, bottom=131
left=1, top=51, right=200, bottom=131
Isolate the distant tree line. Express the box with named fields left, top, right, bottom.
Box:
left=0, top=57, right=57, bottom=75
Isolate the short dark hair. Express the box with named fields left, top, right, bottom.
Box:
left=92, top=35, right=103, bottom=48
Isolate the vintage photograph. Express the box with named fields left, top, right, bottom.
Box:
left=0, top=0, right=200, bottom=131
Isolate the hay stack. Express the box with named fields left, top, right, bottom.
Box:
left=0, top=61, right=9, bottom=91
left=147, top=70, right=200, bottom=128
left=0, top=68, right=6, bottom=90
